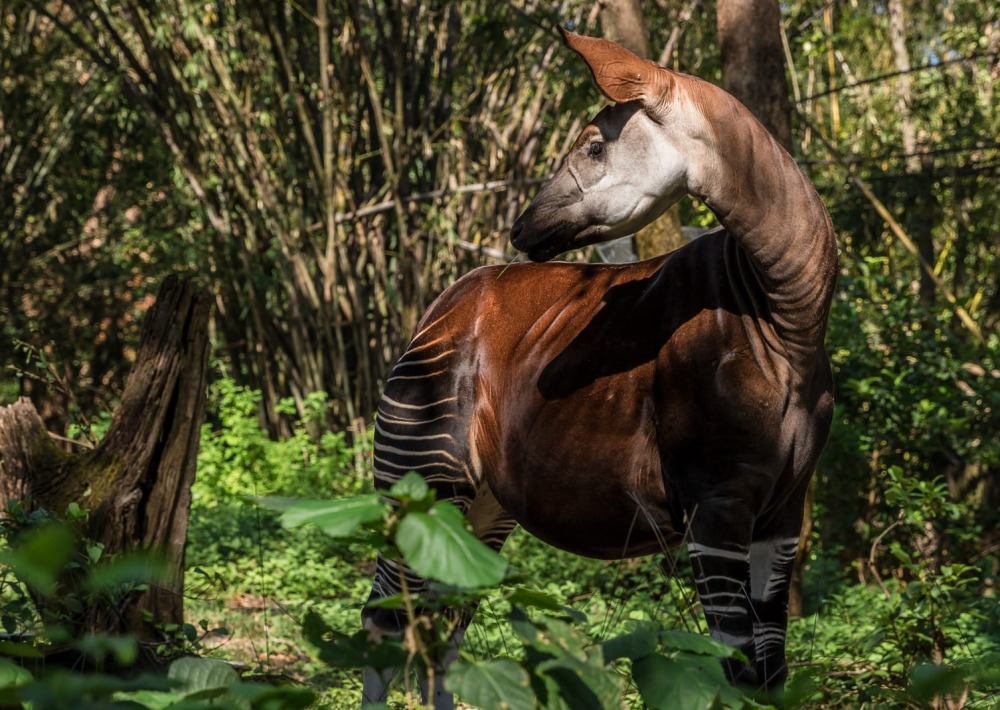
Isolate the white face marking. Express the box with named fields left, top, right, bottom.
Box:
left=572, top=105, right=690, bottom=239
left=511, top=93, right=717, bottom=262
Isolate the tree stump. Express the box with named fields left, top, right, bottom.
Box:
left=0, top=276, right=212, bottom=639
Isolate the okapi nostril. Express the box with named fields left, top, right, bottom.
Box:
left=511, top=220, right=524, bottom=240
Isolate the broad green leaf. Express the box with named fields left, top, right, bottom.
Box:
left=0, top=657, right=32, bottom=690
left=115, top=689, right=179, bottom=708
left=15, top=669, right=173, bottom=705
left=600, top=628, right=658, bottom=662
left=509, top=612, right=620, bottom=709
left=633, top=653, right=735, bottom=710
left=228, top=681, right=315, bottom=710
left=262, top=495, right=385, bottom=537
left=510, top=612, right=591, bottom=661
left=74, top=634, right=137, bottom=666
left=907, top=663, right=968, bottom=704
left=535, top=656, right=623, bottom=710
left=446, top=658, right=536, bottom=710
left=86, top=552, right=167, bottom=592
left=395, top=501, right=507, bottom=588
left=168, top=656, right=238, bottom=694
left=659, top=630, right=746, bottom=661
left=506, top=587, right=586, bottom=621
left=387, top=472, right=431, bottom=502
left=0, top=523, right=77, bottom=597
left=0, top=640, right=42, bottom=659
left=301, top=610, right=407, bottom=670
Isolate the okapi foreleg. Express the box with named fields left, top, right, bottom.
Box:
left=685, top=497, right=758, bottom=686
left=749, top=536, right=799, bottom=688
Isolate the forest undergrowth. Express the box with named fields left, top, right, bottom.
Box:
left=179, top=261, right=1000, bottom=708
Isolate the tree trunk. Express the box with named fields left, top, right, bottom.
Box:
left=888, top=0, right=936, bottom=307
left=717, top=0, right=793, bottom=151
left=600, top=0, right=687, bottom=259
left=0, top=276, right=211, bottom=639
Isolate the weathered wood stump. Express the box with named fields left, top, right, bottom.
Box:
left=0, top=276, right=211, bottom=640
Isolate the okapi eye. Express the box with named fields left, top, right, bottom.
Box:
left=587, top=141, right=604, bottom=158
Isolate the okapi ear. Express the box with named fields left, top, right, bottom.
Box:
left=559, top=26, right=672, bottom=111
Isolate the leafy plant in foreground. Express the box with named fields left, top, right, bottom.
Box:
left=267, top=472, right=765, bottom=709
left=0, top=509, right=315, bottom=709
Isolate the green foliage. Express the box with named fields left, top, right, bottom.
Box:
left=0, top=654, right=315, bottom=710
left=0, top=502, right=168, bottom=638
left=266, top=471, right=508, bottom=589
left=0, top=512, right=313, bottom=709
left=194, top=376, right=366, bottom=503
left=270, top=478, right=760, bottom=709
left=794, top=257, right=1000, bottom=706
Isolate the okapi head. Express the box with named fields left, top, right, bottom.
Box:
left=511, top=27, right=700, bottom=262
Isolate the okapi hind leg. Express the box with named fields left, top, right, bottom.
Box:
left=748, top=535, right=799, bottom=692
left=361, top=370, right=515, bottom=708
left=360, top=493, right=516, bottom=709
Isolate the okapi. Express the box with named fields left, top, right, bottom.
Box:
left=362, top=27, right=837, bottom=707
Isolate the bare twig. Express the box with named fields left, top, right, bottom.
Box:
left=868, top=519, right=906, bottom=600
left=320, top=178, right=546, bottom=227
left=657, top=0, right=701, bottom=67
left=798, top=51, right=998, bottom=103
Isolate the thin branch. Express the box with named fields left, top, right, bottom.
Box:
left=657, top=0, right=701, bottom=67
left=786, top=0, right=845, bottom=39
left=868, top=519, right=906, bottom=600
left=318, top=178, right=546, bottom=227
left=798, top=109, right=987, bottom=345
left=797, top=141, right=1000, bottom=167
left=798, top=51, right=998, bottom=103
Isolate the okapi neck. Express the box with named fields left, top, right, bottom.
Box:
left=684, top=84, right=838, bottom=358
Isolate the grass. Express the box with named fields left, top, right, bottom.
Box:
left=184, top=495, right=1000, bottom=708
left=179, top=379, right=1000, bottom=707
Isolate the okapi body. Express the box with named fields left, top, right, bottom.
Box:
left=362, top=28, right=837, bottom=707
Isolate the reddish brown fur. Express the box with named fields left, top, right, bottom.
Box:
left=364, top=29, right=838, bottom=702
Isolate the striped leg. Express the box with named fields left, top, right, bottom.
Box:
left=686, top=497, right=757, bottom=686
left=749, top=536, right=799, bottom=690
left=361, top=340, right=515, bottom=708
left=749, top=475, right=810, bottom=694
left=361, top=502, right=516, bottom=709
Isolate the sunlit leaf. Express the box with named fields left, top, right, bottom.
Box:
left=907, top=663, right=968, bottom=705
left=86, top=552, right=167, bottom=592
left=0, top=657, right=32, bottom=690
left=659, top=630, right=746, bottom=660
left=387, top=472, right=432, bottom=503
left=632, top=653, right=727, bottom=710
left=0, top=524, right=77, bottom=597
left=506, top=587, right=585, bottom=621
left=301, top=610, right=406, bottom=671
left=395, top=501, right=507, bottom=588
left=260, top=495, right=386, bottom=537
left=446, top=658, right=536, bottom=710
left=228, top=681, right=316, bottom=709
left=600, top=627, right=658, bottom=662
left=168, top=656, right=238, bottom=694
